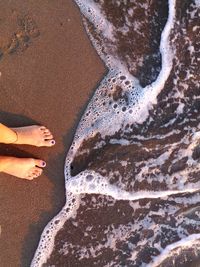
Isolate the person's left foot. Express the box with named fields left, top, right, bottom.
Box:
left=0, top=157, right=46, bottom=180
left=11, top=125, right=55, bottom=147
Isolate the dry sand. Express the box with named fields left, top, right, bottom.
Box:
left=0, top=1, right=105, bottom=266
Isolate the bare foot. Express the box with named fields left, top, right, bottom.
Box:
left=11, top=125, right=55, bottom=147
left=0, top=157, right=46, bottom=180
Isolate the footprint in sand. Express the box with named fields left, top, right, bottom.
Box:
left=0, top=13, right=40, bottom=58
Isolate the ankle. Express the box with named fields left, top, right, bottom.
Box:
left=0, top=124, right=18, bottom=144
left=10, top=130, right=18, bottom=143
left=5, top=129, right=18, bottom=144
left=0, top=156, right=10, bottom=172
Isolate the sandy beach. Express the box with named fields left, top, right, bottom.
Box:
left=0, top=1, right=105, bottom=266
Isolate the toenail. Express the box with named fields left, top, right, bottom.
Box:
left=42, top=161, right=46, bottom=167
left=51, top=140, right=56, bottom=145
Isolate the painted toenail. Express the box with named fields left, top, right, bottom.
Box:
left=51, top=140, right=55, bottom=145
left=42, top=161, right=46, bottom=167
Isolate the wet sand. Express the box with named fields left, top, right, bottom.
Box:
left=0, top=1, right=105, bottom=266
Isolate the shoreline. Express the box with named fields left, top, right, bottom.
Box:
left=0, top=1, right=105, bottom=266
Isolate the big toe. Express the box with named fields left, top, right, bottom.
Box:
left=34, top=159, right=46, bottom=168
left=44, top=139, right=56, bottom=147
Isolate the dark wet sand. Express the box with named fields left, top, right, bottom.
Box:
left=0, top=1, right=105, bottom=266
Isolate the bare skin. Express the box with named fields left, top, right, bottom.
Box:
left=11, top=125, right=55, bottom=147
left=0, top=157, right=46, bottom=180
left=0, top=124, right=55, bottom=180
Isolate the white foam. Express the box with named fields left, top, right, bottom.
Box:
left=31, top=0, right=200, bottom=266
left=147, top=234, right=200, bottom=267
left=195, top=0, right=200, bottom=8
left=176, top=102, right=185, bottom=114
left=71, top=0, right=176, bottom=145
left=140, top=0, right=176, bottom=103
left=66, top=170, right=200, bottom=200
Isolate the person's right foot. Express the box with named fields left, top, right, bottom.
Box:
left=0, top=157, right=46, bottom=180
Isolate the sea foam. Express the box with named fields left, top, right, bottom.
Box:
left=31, top=0, right=200, bottom=266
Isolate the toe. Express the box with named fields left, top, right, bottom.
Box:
left=40, top=126, right=47, bottom=131
left=27, top=176, right=34, bottom=180
left=44, top=130, right=52, bottom=135
left=33, top=168, right=43, bottom=177
left=31, top=167, right=43, bottom=177
left=44, top=134, right=53, bottom=140
left=44, top=139, right=56, bottom=147
left=26, top=173, right=35, bottom=180
left=34, top=159, right=46, bottom=168
left=41, top=127, right=51, bottom=134
left=44, top=128, right=50, bottom=132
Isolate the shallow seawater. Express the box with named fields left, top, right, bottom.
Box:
left=31, top=0, right=200, bottom=266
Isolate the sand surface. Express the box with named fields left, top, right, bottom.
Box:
left=0, top=1, right=105, bottom=266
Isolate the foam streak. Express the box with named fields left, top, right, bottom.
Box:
left=147, top=234, right=200, bottom=267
